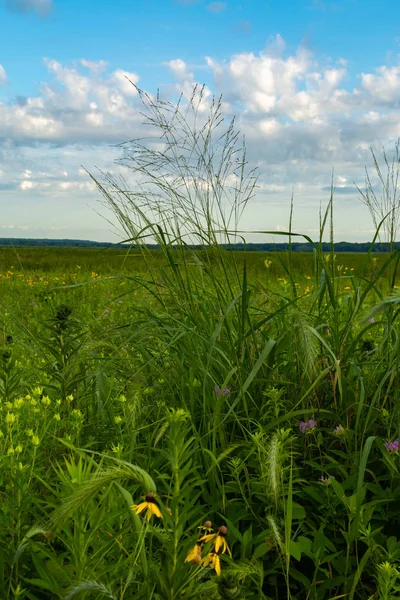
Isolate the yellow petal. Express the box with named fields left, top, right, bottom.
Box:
left=201, top=553, right=213, bottom=568
left=214, top=535, right=223, bottom=554
left=149, top=503, right=163, bottom=519
left=185, top=544, right=201, bottom=563
left=199, top=533, right=216, bottom=544
left=131, top=502, right=148, bottom=515
left=213, top=554, right=221, bottom=576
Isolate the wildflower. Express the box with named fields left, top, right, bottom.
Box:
left=31, top=435, right=40, bottom=447
left=15, top=444, right=23, bottom=454
left=215, top=387, right=230, bottom=397
left=71, top=409, right=83, bottom=420
left=199, top=525, right=232, bottom=557
left=264, top=259, right=272, bottom=269
left=185, top=544, right=202, bottom=564
left=320, top=475, right=335, bottom=486
left=299, top=419, right=317, bottom=433
left=41, top=396, right=51, bottom=407
left=66, top=394, right=74, bottom=403
left=333, top=424, right=345, bottom=436
left=131, top=493, right=163, bottom=520
left=13, top=398, right=24, bottom=409
left=185, top=544, right=202, bottom=565
left=368, top=317, right=375, bottom=324
left=5, top=412, right=16, bottom=425
left=114, top=416, right=123, bottom=425
left=185, top=521, right=214, bottom=564
left=53, top=413, right=61, bottom=421
left=385, top=439, right=399, bottom=453
left=202, top=552, right=221, bottom=575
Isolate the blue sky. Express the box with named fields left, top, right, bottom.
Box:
left=1, top=0, right=400, bottom=241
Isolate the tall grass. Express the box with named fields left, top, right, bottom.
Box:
left=2, top=86, right=400, bottom=598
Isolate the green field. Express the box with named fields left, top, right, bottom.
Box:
left=1, top=242, right=400, bottom=599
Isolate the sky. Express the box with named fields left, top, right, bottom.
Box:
left=1, top=0, right=400, bottom=242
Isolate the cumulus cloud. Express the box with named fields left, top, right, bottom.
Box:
left=1, top=41, right=400, bottom=240
left=6, top=0, right=52, bottom=16
left=361, top=65, right=400, bottom=105
left=0, top=58, right=144, bottom=145
left=0, top=65, right=8, bottom=85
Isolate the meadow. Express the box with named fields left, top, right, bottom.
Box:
left=3, top=88, right=400, bottom=599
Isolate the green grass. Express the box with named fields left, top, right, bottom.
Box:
left=2, top=87, right=400, bottom=599
left=0, top=244, right=399, bottom=599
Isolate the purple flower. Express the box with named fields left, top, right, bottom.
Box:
left=215, top=386, right=230, bottom=397
left=299, top=419, right=317, bottom=433
left=385, top=439, right=399, bottom=453
left=368, top=317, right=375, bottom=324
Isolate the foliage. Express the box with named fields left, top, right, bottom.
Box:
left=1, top=87, right=400, bottom=599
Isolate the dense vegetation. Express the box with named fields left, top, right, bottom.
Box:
left=2, top=88, right=400, bottom=599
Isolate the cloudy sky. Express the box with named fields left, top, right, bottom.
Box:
left=1, top=0, right=400, bottom=242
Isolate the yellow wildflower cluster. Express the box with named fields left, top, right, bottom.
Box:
left=185, top=522, right=231, bottom=576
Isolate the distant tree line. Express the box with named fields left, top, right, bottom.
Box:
left=0, top=238, right=399, bottom=253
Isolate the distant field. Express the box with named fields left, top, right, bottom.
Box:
left=1, top=243, right=400, bottom=599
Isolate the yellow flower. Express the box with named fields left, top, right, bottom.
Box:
left=131, top=493, right=163, bottom=520
left=202, top=552, right=221, bottom=575
left=185, top=544, right=202, bottom=564
left=185, top=521, right=214, bottom=564
left=199, top=526, right=231, bottom=557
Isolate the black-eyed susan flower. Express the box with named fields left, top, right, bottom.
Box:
left=202, top=552, right=221, bottom=576
left=185, top=521, right=213, bottom=564
left=199, top=525, right=232, bottom=557
left=185, top=543, right=202, bottom=564
left=131, top=493, right=163, bottom=520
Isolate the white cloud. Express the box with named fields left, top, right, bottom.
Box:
left=361, top=65, right=400, bottom=104
left=0, top=65, right=8, bottom=85
left=80, top=59, right=108, bottom=75
left=6, top=0, right=52, bottom=16
left=110, top=69, right=140, bottom=96
left=2, top=42, right=400, bottom=241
